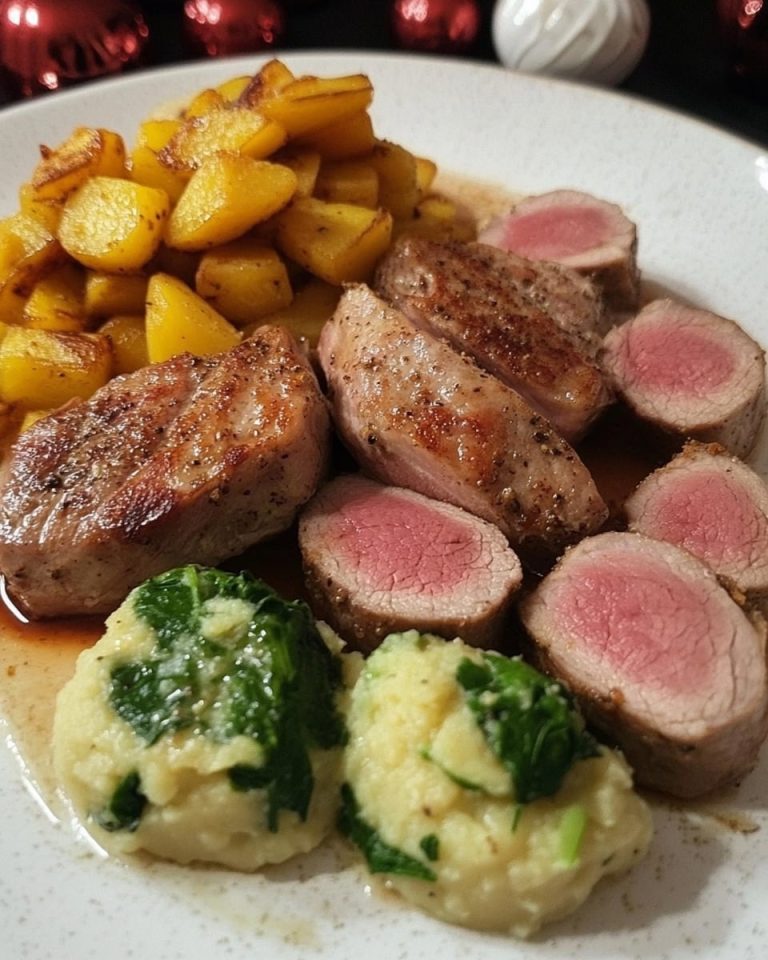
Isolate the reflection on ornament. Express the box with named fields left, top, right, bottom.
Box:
left=492, top=0, right=650, bottom=87
left=716, top=0, right=768, bottom=92
left=183, top=0, right=284, bottom=58
left=391, top=0, right=481, bottom=54
left=0, top=0, right=148, bottom=97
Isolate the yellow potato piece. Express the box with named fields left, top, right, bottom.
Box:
left=394, top=195, right=478, bottom=245
left=0, top=213, right=66, bottom=323
left=150, top=245, right=200, bottom=286
left=295, top=109, right=375, bottom=159
left=18, top=181, right=63, bottom=234
left=415, top=156, right=439, bottom=197
left=260, top=74, right=374, bottom=138
left=215, top=75, right=252, bottom=102
left=19, top=409, right=51, bottom=432
left=130, top=119, right=188, bottom=204
left=59, top=177, right=170, bottom=272
left=314, top=159, right=379, bottom=208
left=239, top=59, right=295, bottom=108
left=275, top=197, right=393, bottom=285
left=257, top=278, right=340, bottom=347
left=368, top=140, right=420, bottom=220
left=0, top=327, right=113, bottom=408
left=183, top=88, right=225, bottom=119
left=195, top=239, right=292, bottom=326
left=145, top=273, right=241, bottom=363
left=98, top=314, right=148, bottom=374
left=23, top=263, right=86, bottom=332
left=85, top=271, right=148, bottom=317
left=30, top=127, right=127, bottom=202
left=160, top=107, right=286, bottom=173
left=166, top=155, right=297, bottom=251
left=275, top=148, right=322, bottom=198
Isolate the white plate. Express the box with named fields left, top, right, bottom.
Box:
left=2, top=51, right=768, bottom=960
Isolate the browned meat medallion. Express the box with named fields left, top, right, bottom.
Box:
left=520, top=531, right=768, bottom=798
left=478, top=189, right=640, bottom=319
left=625, top=441, right=768, bottom=597
left=602, top=299, right=766, bottom=458
left=299, top=474, right=523, bottom=651
left=0, top=326, right=330, bottom=619
left=375, top=237, right=611, bottom=442
left=318, top=284, right=608, bottom=561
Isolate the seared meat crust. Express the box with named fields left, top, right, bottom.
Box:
left=0, top=326, right=330, bottom=618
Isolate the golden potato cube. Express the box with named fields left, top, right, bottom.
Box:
left=394, top=195, right=478, bottom=244
left=150, top=245, right=200, bottom=286
left=183, top=88, right=225, bottom=118
left=257, top=278, right=340, bottom=347
left=23, top=263, right=86, bottom=332
left=195, top=239, right=292, bottom=326
left=239, top=59, right=296, bottom=107
left=315, top=159, right=379, bottom=208
left=19, top=409, right=51, bottom=432
left=0, top=327, right=113, bottom=409
left=159, top=107, right=287, bottom=174
left=30, top=127, right=127, bottom=202
left=275, top=197, right=393, bottom=285
left=216, top=75, right=252, bottom=102
left=0, top=213, right=66, bottom=323
left=295, top=109, right=375, bottom=159
left=59, top=177, right=170, bottom=272
left=18, top=181, right=63, bottom=234
left=145, top=273, right=241, bottom=363
left=98, top=314, right=148, bottom=374
left=368, top=140, right=420, bottom=220
left=274, top=148, right=321, bottom=197
left=260, top=74, right=374, bottom=138
left=130, top=119, right=188, bottom=204
left=84, top=271, right=148, bottom=317
left=166, top=155, right=297, bottom=251
left=415, top=156, right=438, bottom=197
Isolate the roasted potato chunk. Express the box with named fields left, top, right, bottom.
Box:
left=295, top=109, right=375, bottom=159
left=257, top=278, right=340, bottom=347
left=260, top=74, right=374, bottom=138
left=84, top=271, right=149, bottom=318
left=368, top=140, right=420, bottom=220
left=23, top=263, right=86, bottom=332
left=159, top=107, right=287, bottom=173
left=30, top=127, right=127, bottom=203
left=195, top=239, right=292, bottom=326
left=98, top=314, right=148, bottom=374
left=0, top=213, right=66, bottom=322
left=59, top=177, right=170, bottom=272
left=315, top=159, right=379, bottom=208
left=166, top=155, right=297, bottom=251
left=129, top=119, right=188, bottom=204
left=0, top=327, right=113, bottom=408
left=275, top=197, right=392, bottom=285
left=145, top=273, right=241, bottom=363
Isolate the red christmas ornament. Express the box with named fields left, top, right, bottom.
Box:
left=183, top=0, right=285, bottom=58
left=716, top=0, right=768, bottom=93
left=0, top=0, right=148, bottom=97
left=391, top=0, right=481, bottom=54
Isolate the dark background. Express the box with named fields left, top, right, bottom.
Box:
left=1, top=0, right=767, bottom=147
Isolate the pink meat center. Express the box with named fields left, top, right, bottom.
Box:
left=502, top=205, right=612, bottom=259
left=623, top=323, right=735, bottom=393
left=650, top=472, right=765, bottom=566
left=555, top=561, right=718, bottom=691
left=333, top=492, right=482, bottom=595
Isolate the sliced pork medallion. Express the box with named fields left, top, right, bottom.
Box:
left=602, top=299, right=766, bottom=458
left=375, top=237, right=610, bottom=442
left=318, top=284, right=608, bottom=560
left=479, top=189, right=639, bottom=318
left=0, top=326, right=330, bottom=618
left=299, top=474, right=522, bottom=651
left=521, top=531, right=768, bottom=798
left=625, top=442, right=768, bottom=596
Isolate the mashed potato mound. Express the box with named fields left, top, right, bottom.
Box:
left=53, top=567, right=349, bottom=870
left=343, top=631, right=652, bottom=937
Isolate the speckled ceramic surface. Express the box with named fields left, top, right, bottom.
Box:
left=1, top=52, right=768, bottom=960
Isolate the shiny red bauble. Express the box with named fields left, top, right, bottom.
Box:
left=0, top=0, right=148, bottom=96
left=716, top=0, right=768, bottom=94
left=183, top=0, right=285, bottom=58
left=391, top=0, right=481, bottom=54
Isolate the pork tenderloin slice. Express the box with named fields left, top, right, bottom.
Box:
left=601, top=299, right=766, bottom=459
left=520, top=530, right=768, bottom=798
left=318, top=284, right=608, bottom=561
left=625, top=441, right=768, bottom=596
left=299, top=474, right=522, bottom=651
left=479, top=189, right=639, bottom=319
left=0, top=326, right=330, bottom=618
left=374, top=237, right=611, bottom=442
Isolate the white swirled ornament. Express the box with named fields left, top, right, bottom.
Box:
left=492, top=0, right=651, bottom=86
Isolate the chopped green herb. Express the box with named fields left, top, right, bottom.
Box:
left=419, top=833, right=440, bottom=862
left=456, top=653, right=598, bottom=807
left=109, top=565, right=346, bottom=832
left=559, top=803, right=588, bottom=866
left=94, top=771, right=147, bottom=833
left=338, top=784, right=436, bottom=882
